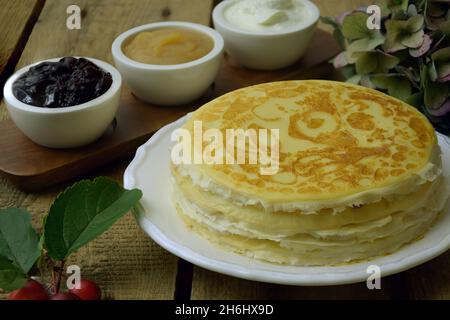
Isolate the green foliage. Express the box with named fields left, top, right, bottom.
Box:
left=0, top=177, right=142, bottom=292
left=0, top=208, right=40, bottom=274
left=44, top=177, right=143, bottom=260
left=385, top=15, right=424, bottom=51
left=354, top=51, right=400, bottom=74
left=342, top=12, right=374, bottom=39
left=324, top=0, right=450, bottom=134
left=0, top=256, right=27, bottom=292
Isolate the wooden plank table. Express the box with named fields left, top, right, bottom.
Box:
left=0, top=0, right=45, bottom=93
left=0, top=0, right=448, bottom=300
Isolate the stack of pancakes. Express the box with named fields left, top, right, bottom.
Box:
left=170, top=80, right=447, bottom=266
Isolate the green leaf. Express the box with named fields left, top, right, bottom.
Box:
left=44, top=177, right=142, bottom=260
left=385, top=15, right=425, bottom=52
left=0, top=256, right=27, bottom=292
left=346, top=74, right=362, bottom=84
left=412, top=0, right=427, bottom=13
left=355, top=51, right=400, bottom=74
left=376, top=0, right=409, bottom=16
left=342, top=12, right=372, bottom=40
left=428, top=61, right=438, bottom=81
left=347, top=32, right=386, bottom=54
left=407, top=4, right=418, bottom=16
left=437, top=63, right=450, bottom=81
left=405, top=92, right=423, bottom=108
left=371, top=74, right=412, bottom=101
left=0, top=208, right=40, bottom=274
left=333, top=28, right=346, bottom=49
left=424, top=73, right=448, bottom=110
left=431, top=47, right=450, bottom=81
left=432, top=47, right=450, bottom=61
left=340, top=65, right=357, bottom=80
left=319, top=16, right=339, bottom=28
left=419, top=62, right=427, bottom=88
left=376, top=0, right=391, bottom=16
left=438, top=20, right=450, bottom=36
left=408, top=15, right=425, bottom=33
left=409, top=33, right=432, bottom=57
left=401, top=30, right=424, bottom=48
left=355, top=52, right=377, bottom=74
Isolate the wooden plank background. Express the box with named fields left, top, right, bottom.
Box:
left=0, top=0, right=45, bottom=95
left=0, top=0, right=213, bottom=300
left=1, top=0, right=449, bottom=300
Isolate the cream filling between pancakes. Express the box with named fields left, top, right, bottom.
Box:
left=171, top=174, right=449, bottom=265
left=177, top=208, right=443, bottom=265
left=169, top=80, right=447, bottom=266
left=175, top=144, right=442, bottom=214
left=171, top=161, right=443, bottom=234
left=172, top=171, right=447, bottom=239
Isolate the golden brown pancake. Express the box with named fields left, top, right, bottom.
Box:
left=178, top=80, right=437, bottom=205
left=170, top=80, right=447, bottom=266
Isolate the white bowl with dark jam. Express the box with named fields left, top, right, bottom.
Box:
left=3, top=57, right=122, bottom=148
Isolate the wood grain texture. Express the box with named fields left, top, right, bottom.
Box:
left=191, top=268, right=400, bottom=300
left=402, top=251, right=450, bottom=299
left=0, top=29, right=338, bottom=191
left=0, top=0, right=213, bottom=300
left=0, top=0, right=44, bottom=93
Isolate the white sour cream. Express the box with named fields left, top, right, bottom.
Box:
left=224, top=0, right=313, bottom=32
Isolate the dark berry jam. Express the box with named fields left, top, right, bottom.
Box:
left=13, top=57, right=113, bottom=108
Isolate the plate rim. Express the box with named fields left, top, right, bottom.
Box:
left=124, top=115, right=450, bottom=286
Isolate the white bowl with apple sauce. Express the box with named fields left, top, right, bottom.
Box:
left=112, top=21, right=224, bottom=106
left=3, top=57, right=122, bottom=149
left=213, top=0, right=319, bottom=70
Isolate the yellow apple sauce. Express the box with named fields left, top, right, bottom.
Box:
left=123, top=28, right=214, bottom=65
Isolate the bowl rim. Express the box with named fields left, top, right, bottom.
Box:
left=212, top=0, right=320, bottom=37
left=3, top=57, right=122, bottom=114
left=111, top=21, right=224, bottom=70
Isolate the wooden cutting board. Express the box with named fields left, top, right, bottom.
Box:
left=0, top=29, right=340, bottom=191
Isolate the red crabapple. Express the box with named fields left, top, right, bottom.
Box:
left=8, top=280, right=49, bottom=300
left=69, top=279, right=101, bottom=300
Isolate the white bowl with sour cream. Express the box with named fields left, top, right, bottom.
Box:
left=213, top=0, right=319, bottom=70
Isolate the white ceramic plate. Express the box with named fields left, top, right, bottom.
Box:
left=124, top=116, right=450, bottom=286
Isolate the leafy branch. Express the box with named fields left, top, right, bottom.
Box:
left=0, top=177, right=142, bottom=295
left=322, top=0, right=450, bottom=134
